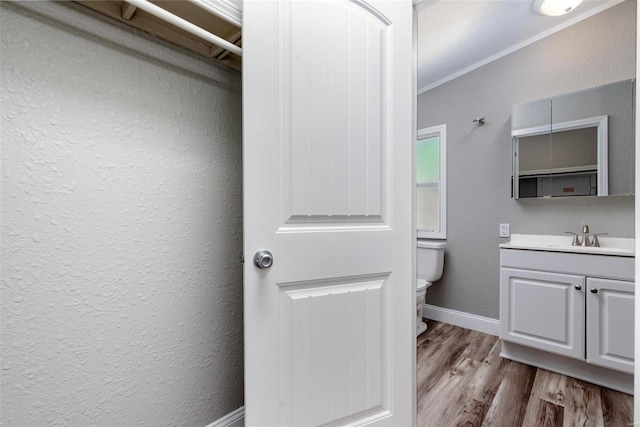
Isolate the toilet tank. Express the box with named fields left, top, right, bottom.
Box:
left=417, top=240, right=446, bottom=282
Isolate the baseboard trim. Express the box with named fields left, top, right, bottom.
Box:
left=422, top=304, right=500, bottom=336
left=206, top=406, right=244, bottom=427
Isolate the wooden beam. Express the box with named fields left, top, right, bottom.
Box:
left=121, top=2, right=137, bottom=20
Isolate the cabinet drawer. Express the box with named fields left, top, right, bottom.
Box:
left=500, top=268, right=585, bottom=360
left=500, top=249, right=634, bottom=281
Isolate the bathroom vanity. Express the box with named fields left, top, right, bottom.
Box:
left=499, top=234, right=635, bottom=394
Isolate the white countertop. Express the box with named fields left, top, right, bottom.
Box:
left=499, top=234, right=635, bottom=257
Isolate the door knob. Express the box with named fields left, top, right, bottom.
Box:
left=590, top=288, right=598, bottom=294
left=253, top=250, right=274, bottom=269
left=575, top=285, right=582, bottom=290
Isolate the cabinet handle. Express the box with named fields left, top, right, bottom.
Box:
left=575, top=285, right=582, bottom=290
left=590, top=288, right=598, bottom=294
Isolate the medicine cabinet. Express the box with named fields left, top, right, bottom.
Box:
left=511, top=79, right=635, bottom=199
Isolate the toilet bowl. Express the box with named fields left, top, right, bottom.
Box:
left=416, top=240, right=446, bottom=337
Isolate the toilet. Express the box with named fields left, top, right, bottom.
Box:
left=416, top=240, right=446, bottom=336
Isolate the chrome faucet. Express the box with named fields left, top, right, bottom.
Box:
left=564, top=231, right=581, bottom=246
left=581, top=225, right=591, bottom=246
left=592, top=233, right=608, bottom=247
left=565, top=225, right=607, bottom=247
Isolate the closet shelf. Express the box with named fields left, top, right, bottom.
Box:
left=76, top=0, right=242, bottom=71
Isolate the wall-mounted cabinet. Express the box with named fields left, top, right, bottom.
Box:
left=500, top=247, right=634, bottom=393
left=511, top=79, right=635, bottom=198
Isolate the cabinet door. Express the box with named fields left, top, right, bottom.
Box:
left=500, top=268, right=585, bottom=359
left=586, top=278, right=635, bottom=374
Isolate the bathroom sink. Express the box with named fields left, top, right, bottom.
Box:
left=500, top=234, right=635, bottom=257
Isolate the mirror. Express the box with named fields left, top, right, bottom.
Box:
left=511, top=79, right=635, bottom=199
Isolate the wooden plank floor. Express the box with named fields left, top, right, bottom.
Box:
left=417, top=321, right=633, bottom=427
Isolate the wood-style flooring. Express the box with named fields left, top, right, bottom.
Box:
left=417, top=321, right=633, bottom=427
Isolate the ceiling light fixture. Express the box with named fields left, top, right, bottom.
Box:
left=533, top=0, right=584, bottom=16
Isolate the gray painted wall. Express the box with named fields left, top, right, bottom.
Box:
left=417, top=0, right=636, bottom=319
left=1, top=2, right=243, bottom=425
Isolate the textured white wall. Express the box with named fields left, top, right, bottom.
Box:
left=1, top=2, right=243, bottom=425
left=418, top=1, right=636, bottom=319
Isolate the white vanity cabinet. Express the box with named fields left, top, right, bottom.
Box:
left=500, top=268, right=585, bottom=360
left=499, top=244, right=635, bottom=393
left=586, top=277, right=635, bottom=373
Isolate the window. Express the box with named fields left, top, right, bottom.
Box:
left=416, top=124, right=446, bottom=239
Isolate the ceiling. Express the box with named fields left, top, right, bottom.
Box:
left=78, top=0, right=625, bottom=84
left=416, top=0, right=625, bottom=93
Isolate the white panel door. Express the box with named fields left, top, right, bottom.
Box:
left=586, top=277, right=635, bottom=374
left=500, top=268, right=585, bottom=359
left=243, top=1, right=414, bottom=426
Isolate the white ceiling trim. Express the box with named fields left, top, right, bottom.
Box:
left=417, top=0, right=625, bottom=95
left=413, top=0, right=436, bottom=13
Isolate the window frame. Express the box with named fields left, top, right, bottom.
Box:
left=416, top=124, right=447, bottom=239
